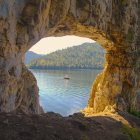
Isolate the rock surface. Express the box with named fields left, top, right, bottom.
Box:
left=0, top=112, right=139, bottom=140
left=0, top=0, right=139, bottom=114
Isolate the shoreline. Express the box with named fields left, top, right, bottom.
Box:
left=28, top=67, right=104, bottom=71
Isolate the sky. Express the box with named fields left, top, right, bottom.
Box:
left=29, top=35, right=95, bottom=54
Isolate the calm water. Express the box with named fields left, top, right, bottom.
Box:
left=31, top=69, right=101, bottom=116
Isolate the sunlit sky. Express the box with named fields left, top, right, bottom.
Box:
left=29, top=35, right=95, bottom=54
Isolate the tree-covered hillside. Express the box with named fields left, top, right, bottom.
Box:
left=27, top=43, right=105, bottom=70
left=24, top=51, right=43, bottom=64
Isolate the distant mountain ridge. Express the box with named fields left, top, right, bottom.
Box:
left=27, top=43, right=105, bottom=70
left=24, top=51, right=43, bottom=64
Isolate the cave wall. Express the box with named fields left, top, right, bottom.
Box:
left=0, top=0, right=139, bottom=114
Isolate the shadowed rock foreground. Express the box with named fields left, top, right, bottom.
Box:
left=0, top=0, right=139, bottom=114
left=0, top=112, right=140, bottom=140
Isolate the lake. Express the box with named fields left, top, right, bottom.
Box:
left=31, top=69, right=102, bottom=116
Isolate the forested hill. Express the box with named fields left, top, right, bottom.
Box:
left=24, top=51, right=43, bottom=64
left=27, top=43, right=105, bottom=70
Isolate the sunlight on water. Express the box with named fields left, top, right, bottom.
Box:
left=31, top=69, right=101, bottom=116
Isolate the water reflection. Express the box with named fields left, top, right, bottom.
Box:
left=31, top=69, right=101, bottom=116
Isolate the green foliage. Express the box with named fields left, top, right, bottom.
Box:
left=27, top=43, right=105, bottom=70
left=121, top=0, right=128, bottom=5
left=81, top=135, right=90, bottom=140
left=123, top=125, right=140, bottom=140
left=130, top=111, right=140, bottom=118
left=125, top=29, right=135, bottom=42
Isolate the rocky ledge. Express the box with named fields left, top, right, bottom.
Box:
left=0, top=112, right=140, bottom=140
left=0, top=0, right=139, bottom=114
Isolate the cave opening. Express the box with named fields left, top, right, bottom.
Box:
left=0, top=0, right=139, bottom=124
left=24, top=35, right=106, bottom=116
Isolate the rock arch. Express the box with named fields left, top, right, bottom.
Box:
left=0, top=0, right=139, bottom=114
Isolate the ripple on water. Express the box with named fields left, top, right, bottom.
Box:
left=31, top=69, right=101, bottom=116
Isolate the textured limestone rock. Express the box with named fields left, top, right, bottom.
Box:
left=0, top=0, right=139, bottom=114
left=18, top=64, right=43, bottom=114
left=0, top=112, right=140, bottom=140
